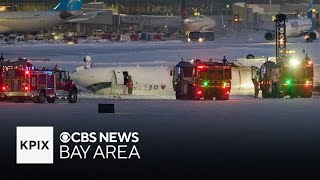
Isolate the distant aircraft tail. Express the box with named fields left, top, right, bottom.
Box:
left=53, top=0, right=83, bottom=11
left=181, top=0, right=188, bottom=19
left=307, top=0, right=313, bottom=19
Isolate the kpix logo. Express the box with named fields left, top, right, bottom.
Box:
left=16, top=127, right=54, bottom=164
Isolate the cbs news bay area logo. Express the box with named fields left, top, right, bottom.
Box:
left=16, top=127, right=141, bottom=164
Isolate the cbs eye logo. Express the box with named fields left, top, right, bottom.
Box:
left=60, top=132, right=71, bottom=143
left=59, top=132, right=97, bottom=143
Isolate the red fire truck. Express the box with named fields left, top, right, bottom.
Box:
left=1, top=64, right=77, bottom=103
left=1, top=59, right=34, bottom=99
left=173, top=59, right=232, bottom=100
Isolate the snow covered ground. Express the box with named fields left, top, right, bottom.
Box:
left=1, top=32, right=319, bottom=72
left=1, top=32, right=320, bottom=99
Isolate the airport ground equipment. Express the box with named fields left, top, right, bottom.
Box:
left=173, top=59, right=232, bottom=100
left=1, top=63, right=77, bottom=103
left=187, top=31, right=214, bottom=42
left=259, top=14, right=314, bottom=98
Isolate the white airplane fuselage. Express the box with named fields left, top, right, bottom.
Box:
left=286, top=18, right=313, bottom=37
left=71, top=66, right=176, bottom=96
left=0, top=11, right=81, bottom=34
left=183, top=16, right=217, bottom=32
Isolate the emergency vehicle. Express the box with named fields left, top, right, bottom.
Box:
left=173, top=59, right=232, bottom=100
left=1, top=59, right=34, bottom=99
left=187, top=31, right=214, bottom=42
left=258, top=14, right=314, bottom=98
left=259, top=57, right=314, bottom=98
left=1, top=62, right=77, bottom=103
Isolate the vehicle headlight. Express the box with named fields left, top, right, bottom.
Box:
left=290, top=58, right=300, bottom=67
left=199, top=38, right=203, bottom=42
left=188, top=38, right=191, bottom=42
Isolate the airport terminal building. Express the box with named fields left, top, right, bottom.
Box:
left=0, top=0, right=314, bottom=15
left=0, top=0, right=318, bottom=35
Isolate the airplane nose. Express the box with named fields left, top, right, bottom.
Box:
left=71, top=68, right=115, bottom=93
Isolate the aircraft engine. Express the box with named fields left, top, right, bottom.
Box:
left=308, top=30, right=319, bottom=40
left=264, top=32, right=275, bottom=41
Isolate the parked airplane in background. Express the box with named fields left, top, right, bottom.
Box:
left=263, top=0, right=319, bottom=42
left=180, top=0, right=217, bottom=34
left=0, top=0, right=84, bottom=34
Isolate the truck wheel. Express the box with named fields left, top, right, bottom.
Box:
left=262, top=90, right=267, bottom=98
left=216, top=94, right=229, bottom=100
left=36, top=90, right=46, bottom=103
left=290, top=91, right=298, bottom=99
left=300, top=91, right=312, bottom=98
left=47, top=97, right=56, bottom=103
left=69, top=90, right=77, bottom=103
left=305, top=92, right=312, bottom=98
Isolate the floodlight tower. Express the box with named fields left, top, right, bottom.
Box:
left=275, top=13, right=287, bottom=63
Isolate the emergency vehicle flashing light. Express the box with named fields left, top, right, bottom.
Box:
left=25, top=71, right=30, bottom=75
left=305, top=80, right=312, bottom=87
left=2, top=86, right=5, bottom=90
left=197, top=90, right=202, bottom=95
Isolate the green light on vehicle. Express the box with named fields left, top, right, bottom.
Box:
left=203, top=81, right=209, bottom=87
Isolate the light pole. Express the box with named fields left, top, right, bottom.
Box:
left=269, top=0, right=272, bottom=13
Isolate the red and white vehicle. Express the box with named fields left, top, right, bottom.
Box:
left=1, top=59, right=34, bottom=99
left=2, top=65, right=77, bottom=103
left=173, top=59, right=232, bottom=100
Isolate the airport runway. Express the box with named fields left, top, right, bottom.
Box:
left=1, top=97, right=320, bottom=177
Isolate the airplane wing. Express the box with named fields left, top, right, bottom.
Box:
left=223, top=24, right=275, bottom=32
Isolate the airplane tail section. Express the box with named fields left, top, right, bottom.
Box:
left=181, top=0, right=188, bottom=19
left=307, top=0, right=315, bottom=31
left=307, top=0, right=313, bottom=19
left=53, top=0, right=83, bottom=11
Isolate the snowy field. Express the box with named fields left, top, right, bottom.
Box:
left=2, top=32, right=320, bottom=99
left=1, top=34, right=320, bottom=177
left=1, top=32, right=320, bottom=73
